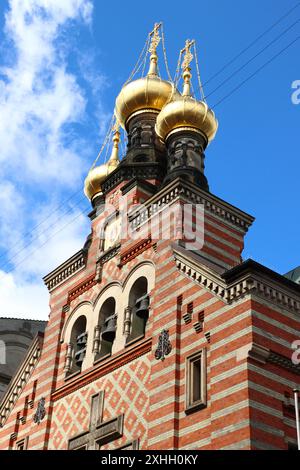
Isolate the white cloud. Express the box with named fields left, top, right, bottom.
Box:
left=0, top=205, right=89, bottom=319
left=0, top=271, right=50, bottom=319
left=0, top=0, right=92, bottom=184
left=0, top=0, right=98, bottom=320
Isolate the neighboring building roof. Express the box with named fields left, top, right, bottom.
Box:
left=0, top=318, right=47, bottom=401
left=0, top=332, right=44, bottom=427
left=284, top=266, right=300, bottom=285
left=174, top=247, right=300, bottom=314
left=224, top=259, right=300, bottom=292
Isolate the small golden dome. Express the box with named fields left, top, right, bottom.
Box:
left=114, top=23, right=178, bottom=129
left=84, top=128, right=121, bottom=201
left=155, top=94, right=218, bottom=143
left=84, top=164, right=108, bottom=201
left=156, top=40, right=218, bottom=143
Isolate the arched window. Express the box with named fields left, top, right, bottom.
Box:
left=65, top=316, right=87, bottom=376
left=93, top=297, right=117, bottom=361
left=126, top=277, right=149, bottom=344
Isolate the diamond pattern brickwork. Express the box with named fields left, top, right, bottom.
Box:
left=49, top=355, right=150, bottom=450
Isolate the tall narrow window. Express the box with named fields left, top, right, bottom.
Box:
left=186, top=349, right=207, bottom=413
left=192, top=356, right=201, bottom=402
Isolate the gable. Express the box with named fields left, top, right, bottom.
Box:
left=0, top=333, right=44, bottom=428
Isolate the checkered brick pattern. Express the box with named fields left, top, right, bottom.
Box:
left=49, top=356, right=150, bottom=450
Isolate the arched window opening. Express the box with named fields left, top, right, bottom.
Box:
left=93, top=297, right=117, bottom=361
left=65, top=316, right=87, bottom=376
left=126, top=277, right=149, bottom=344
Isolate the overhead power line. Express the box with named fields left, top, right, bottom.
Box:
left=212, top=35, right=300, bottom=109
left=205, top=18, right=300, bottom=101
left=1, top=208, right=91, bottom=277
left=0, top=193, right=87, bottom=265
left=203, top=1, right=300, bottom=88
left=0, top=196, right=87, bottom=272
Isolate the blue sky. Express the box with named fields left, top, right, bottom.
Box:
left=0, top=0, right=299, bottom=319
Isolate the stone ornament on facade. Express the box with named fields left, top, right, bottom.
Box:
left=33, top=398, right=46, bottom=425
left=108, top=189, right=122, bottom=209
left=155, top=329, right=172, bottom=361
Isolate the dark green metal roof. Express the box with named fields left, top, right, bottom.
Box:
left=284, top=266, right=300, bottom=284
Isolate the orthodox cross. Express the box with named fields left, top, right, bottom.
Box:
left=181, top=39, right=195, bottom=71
left=68, top=391, right=124, bottom=450
left=149, top=22, right=162, bottom=55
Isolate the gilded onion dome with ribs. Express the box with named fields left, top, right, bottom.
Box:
left=84, top=127, right=120, bottom=201
left=155, top=40, right=218, bottom=143
left=115, top=23, right=178, bottom=129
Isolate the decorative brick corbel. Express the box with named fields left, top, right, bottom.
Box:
left=236, top=342, right=270, bottom=364
left=248, top=343, right=270, bottom=364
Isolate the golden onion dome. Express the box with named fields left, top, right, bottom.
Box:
left=155, top=93, right=218, bottom=142
left=156, top=41, right=218, bottom=143
left=115, top=75, right=177, bottom=129
left=115, top=23, right=178, bottom=129
left=84, top=128, right=120, bottom=201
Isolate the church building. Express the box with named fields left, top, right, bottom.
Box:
left=0, top=24, right=300, bottom=451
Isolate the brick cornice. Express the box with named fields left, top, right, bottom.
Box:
left=245, top=343, right=300, bottom=375
left=129, top=177, right=255, bottom=233
left=0, top=333, right=44, bottom=427
left=51, top=338, right=152, bottom=402
left=120, top=238, right=152, bottom=266
left=67, top=273, right=97, bottom=303
left=268, top=351, right=300, bottom=374
left=173, top=247, right=300, bottom=314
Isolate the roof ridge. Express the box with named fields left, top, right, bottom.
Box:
left=0, top=316, right=47, bottom=322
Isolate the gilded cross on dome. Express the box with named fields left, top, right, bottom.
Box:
left=181, top=39, right=195, bottom=71
left=149, top=22, right=162, bottom=55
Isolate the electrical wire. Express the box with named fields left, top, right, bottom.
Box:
left=0, top=198, right=88, bottom=273
left=203, top=1, right=300, bottom=87
left=205, top=18, right=300, bottom=101
left=212, top=35, right=300, bottom=109
left=1, top=208, right=91, bottom=276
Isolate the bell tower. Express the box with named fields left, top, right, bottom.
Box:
left=156, top=39, right=218, bottom=190
left=3, top=23, right=299, bottom=453
left=108, top=23, right=178, bottom=193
